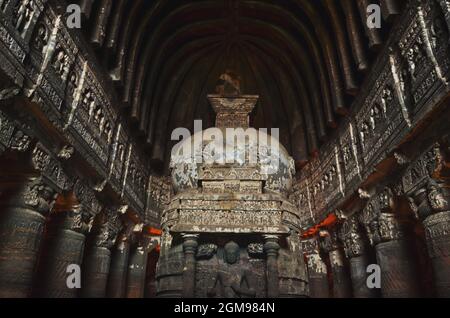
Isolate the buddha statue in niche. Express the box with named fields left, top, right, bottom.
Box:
left=207, top=241, right=256, bottom=298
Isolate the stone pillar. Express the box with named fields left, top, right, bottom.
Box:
left=181, top=233, right=199, bottom=298
left=339, top=215, right=378, bottom=298
left=145, top=246, right=160, bottom=298
left=302, top=236, right=329, bottom=298
left=263, top=234, right=280, bottom=298
left=319, top=229, right=352, bottom=298
left=125, top=225, right=149, bottom=298
left=360, top=187, right=420, bottom=298
left=412, top=179, right=450, bottom=297
left=0, top=177, right=55, bottom=297
left=106, top=220, right=133, bottom=298
left=81, top=208, right=120, bottom=298
left=36, top=193, right=92, bottom=298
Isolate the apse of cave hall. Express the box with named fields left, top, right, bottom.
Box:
left=0, top=0, right=449, bottom=299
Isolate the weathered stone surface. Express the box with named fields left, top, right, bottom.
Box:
left=157, top=91, right=308, bottom=298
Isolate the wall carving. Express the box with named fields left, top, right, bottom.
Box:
left=0, top=0, right=168, bottom=226
left=291, top=0, right=450, bottom=229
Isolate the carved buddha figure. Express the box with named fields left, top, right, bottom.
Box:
left=207, top=241, right=256, bottom=298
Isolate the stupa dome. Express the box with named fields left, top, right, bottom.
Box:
left=170, top=94, right=295, bottom=195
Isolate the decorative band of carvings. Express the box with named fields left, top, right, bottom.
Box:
left=0, top=1, right=169, bottom=225
left=291, top=1, right=450, bottom=229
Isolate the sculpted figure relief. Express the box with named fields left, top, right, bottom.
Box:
left=207, top=241, right=256, bottom=298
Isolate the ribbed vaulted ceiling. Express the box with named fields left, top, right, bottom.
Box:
left=77, top=0, right=403, bottom=173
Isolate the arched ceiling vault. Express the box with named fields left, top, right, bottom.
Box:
left=77, top=0, right=403, bottom=173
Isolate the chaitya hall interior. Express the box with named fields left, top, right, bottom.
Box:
left=0, top=0, right=449, bottom=299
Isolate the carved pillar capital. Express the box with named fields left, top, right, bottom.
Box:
left=89, top=207, right=121, bottom=250
left=359, top=187, right=404, bottom=246
left=338, top=215, right=367, bottom=258
left=73, top=179, right=102, bottom=217
left=377, top=186, right=396, bottom=214
left=412, top=179, right=450, bottom=220
left=410, top=176, right=450, bottom=297
left=181, top=233, right=199, bottom=254
left=263, top=234, right=280, bottom=254
left=0, top=176, right=57, bottom=215
left=52, top=191, right=93, bottom=234
left=318, top=229, right=340, bottom=254
left=0, top=176, right=55, bottom=297
left=301, top=236, right=321, bottom=256
left=115, top=218, right=135, bottom=248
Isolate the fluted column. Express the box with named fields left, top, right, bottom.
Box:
left=412, top=179, right=450, bottom=297
left=360, top=187, right=420, bottom=297
left=319, top=229, right=352, bottom=298
left=106, top=219, right=134, bottom=298
left=263, top=234, right=280, bottom=298
left=81, top=207, right=120, bottom=298
left=339, top=215, right=378, bottom=298
left=181, top=233, right=199, bottom=298
left=36, top=192, right=92, bottom=298
left=0, top=177, right=55, bottom=297
left=302, top=236, right=329, bottom=298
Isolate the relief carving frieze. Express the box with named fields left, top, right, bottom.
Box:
left=290, top=177, right=313, bottom=225
left=293, top=1, right=450, bottom=229
left=0, top=0, right=154, bottom=222
left=174, top=209, right=285, bottom=234
left=339, top=119, right=362, bottom=188
left=0, top=0, right=46, bottom=54
left=31, top=142, right=70, bottom=192
left=0, top=0, right=449, bottom=234
left=148, top=175, right=171, bottom=211
left=0, top=19, right=26, bottom=63
left=0, top=109, right=16, bottom=151
left=69, top=65, right=116, bottom=166
left=307, top=145, right=344, bottom=220
left=122, top=145, right=149, bottom=213
left=397, top=2, right=448, bottom=120
left=356, top=64, right=407, bottom=170
left=107, top=122, right=128, bottom=186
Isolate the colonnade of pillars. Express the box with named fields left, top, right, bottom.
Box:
left=302, top=180, right=450, bottom=298
left=0, top=175, right=159, bottom=298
